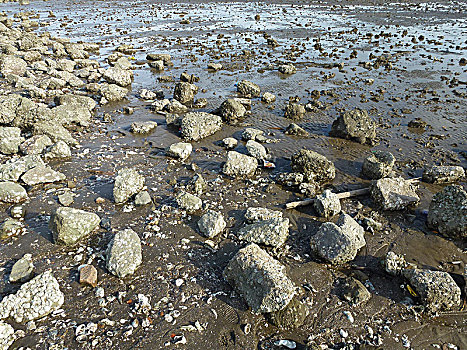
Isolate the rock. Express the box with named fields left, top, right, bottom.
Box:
left=51, top=104, right=92, bottom=127
left=146, top=53, right=171, bottom=64
left=0, top=94, right=22, bottom=125
left=384, top=252, right=408, bottom=276
left=422, top=165, right=465, bottom=184
left=427, top=185, right=466, bottom=239
left=99, top=83, right=128, bottom=102
left=138, top=89, right=158, bottom=100
left=0, top=154, right=44, bottom=182
left=33, top=121, right=78, bottom=146
left=237, top=217, right=289, bottom=247
left=43, top=141, right=72, bottom=160
left=403, top=269, right=461, bottom=312
left=237, top=80, right=260, bottom=98
left=278, top=64, right=296, bottom=74
left=0, top=127, right=24, bottom=154
left=0, top=219, right=24, bottom=240
left=20, top=135, right=53, bottom=155
left=130, top=121, right=157, bottom=134
left=0, top=182, right=28, bottom=203
left=276, top=172, right=304, bottom=187
left=149, top=60, right=164, bottom=71
left=291, top=149, right=335, bottom=184
left=176, top=192, right=202, bottom=212
left=150, top=98, right=170, bottom=111
left=0, top=270, right=64, bottom=323
left=285, top=123, right=309, bottom=137
left=79, top=264, right=98, bottom=287
left=313, top=190, right=341, bottom=217
left=55, top=94, right=97, bottom=111
left=362, top=150, right=395, bottom=179
left=284, top=103, right=306, bottom=120
left=222, top=151, right=258, bottom=178
left=166, top=142, right=192, bottom=160
left=113, top=168, right=145, bottom=204
left=242, top=128, right=264, bottom=141
left=370, top=177, right=420, bottom=210
left=106, top=228, right=142, bottom=278
left=193, top=98, right=208, bottom=108
left=103, top=66, right=133, bottom=86
left=219, top=99, right=246, bottom=124
left=299, top=182, right=319, bottom=197
left=58, top=191, right=74, bottom=206
left=198, top=210, right=226, bottom=238
left=134, top=191, right=152, bottom=206
left=0, top=55, right=27, bottom=76
left=262, top=92, right=276, bottom=103
left=222, top=137, right=238, bottom=150
left=188, top=174, right=207, bottom=195
left=21, top=165, right=66, bottom=185
left=10, top=253, right=34, bottom=283
left=223, top=243, right=296, bottom=313
left=49, top=207, right=100, bottom=246
left=165, top=99, right=188, bottom=114
left=311, top=213, right=366, bottom=265
left=208, top=62, right=222, bottom=71
left=246, top=140, right=267, bottom=160
left=245, top=207, right=283, bottom=223
left=0, top=321, right=15, bottom=350
left=173, top=82, right=198, bottom=105
left=330, top=108, right=376, bottom=145
left=180, top=72, right=199, bottom=83
left=10, top=205, right=25, bottom=219
left=180, top=112, right=222, bottom=141
left=408, top=118, right=428, bottom=129
left=337, top=277, right=371, bottom=305
left=266, top=298, right=309, bottom=329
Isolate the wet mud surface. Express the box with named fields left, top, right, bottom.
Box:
left=0, top=0, right=466, bottom=349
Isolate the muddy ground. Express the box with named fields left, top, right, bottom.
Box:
left=0, top=0, right=466, bottom=349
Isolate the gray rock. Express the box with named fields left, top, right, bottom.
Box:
left=0, top=270, right=64, bottom=323
left=0, top=182, right=28, bottom=203
left=219, top=99, right=246, bottom=124
left=51, top=104, right=92, bottom=127
left=43, top=141, right=72, bottom=160
left=103, top=66, right=133, bottom=87
left=362, top=150, right=395, bottom=179
left=0, top=154, right=44, bottom=182
left=180, top=112, right=222, bottom=141
left=188, top=174, right=207, bottom=195
left=150, top=98, right=170, bottom=111
left=330, top=108, right=376, bottom=145
left=176, top=192, right=202, bottom=212
left=58, top=191, right=74, bottom=206
left=33, top=121, right=78, bottom=146
left=245, top=207, right=283, bottom=223
left=262, top=92, right=276, bottom=103
left=313, top=190, right=341, bottom=217
left=278, top=64, right=296, bottom=74
left=113, top=168, right=145, bottom=204
left=285, top=123, right=309, bottom=137
left=266, top=298, right=309, bottom=329
left=166, top=142, right=192, bottom=160
left=222, top=137, right=238, bottom=150
left=49, top=207, right=100, bottom=246
left=338, top=277, right=371, bottom=305
left=165, top=99, right=188, bottom=114
left=384, top=252, right=408, bottom=276
left=10, top=253, right=34, bottom=283
left=299, top=181, right=320, bottom=197
left=208, top=62, right=222, bottom=71
left=130, top=121, right=157, bottom=134
left=106, top=228, right=142, bottom=278
left=99, top=83, right=128, bottom=102
left=146, top=53, right=171, bottom=64
left=222, top=151, right=258, bottom=178
left=21, top=165, right=66, bottom=185
left=237, top=217, right=289, bottom=247
left=198, top=210, right=226, bottom=238
left=284, top=103, right=306, bottom=120
left=0, top=54, right=27, bottom=76
left=0, top=321, right=15, bottom=350
left=422, top=166, right=465, bottom=184
left=370, top=177, right=420, bottom=210
left=0, top=219, right=24, bottom=240
left=173, top=82, right=198, bottom=105
left=246, top=140, right=267, bottom=160
left=55, top=94, right=96, bottom=112
left=237, top=80, right=260, bottom=98
left=0, top=127, right=24, bottom=154
left=223, top=243, right=296, bottom=313
left=149, top=60, right=164, bottom=71
left=311, top=213, right=366, bottom=265
left=242, top=128, right=264, bottom=141
left=276, top=172, right=304, bottom=187
left=134, top=191, right=152, bottom=206
left=427, top=185, right=466, bottom=239
left=20, top=135, right=53, bottom=155
left=291, top=149, right=335, bottom=184
left=0, top=94, right=22, bottom=124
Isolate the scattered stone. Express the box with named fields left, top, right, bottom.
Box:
left=0, top=321, right=15, bottom=350
left=245, top=207, right=283, bottom=223
left=262, top=92, right=276, bottom=103
left=422, top=166, right=465, bottom=184
left=330, top=108, right=376, bottom=145
left=285, top=123, right=309, bottom=137
left=135, top=191, right=152, bottom=206
left=198, top=210, right=226, bottom=238
left=58, top=191, right=74, bottom=206
left=0, top=127, right=24, bottom=154
left=278, top=64, right=296, bottom=74
left=284, top=103, right=306, bottom=120
left=246, top=140, right=267, bottom=160
left=20, top=135, right=53, bottom=155
left=173, top=82, right=198, bottom=105
left=384, top=252, right=408, bottom=276
left=79, top=264, right=98, bottom=287
left=130, top=121, right=157, bottom=134
left=370, top=177, right=420, bottom=210
left=21, top=165, right=66, bottom=185
left=218, top=99, right=246, bottom=124
left=276, top=172, right=304, bottom=187
left=237, top=217, right=289, bottom=247
left=43, top=141, right=72, bottom=160
left=49, top=207, right=101, bottom=246
left=180, top=112, right=222, bottom=141
left=208, top=63, right=222, bottom=71
left=113, top=168, right=145, bottom=204
left=223, top=243, right=296, bottom=313
left=0, top=218, right=24, bottom=240
left=176, top=192, right=202, bottom=212
left=237, top=80, right=260, bottom=98
left=242, top=128, right=264, bottom=141
left=146, top=53, right=171, bottom=64
left=106, top=229, right=142, bottom=278
left=291, top=149, right=335, bottom=184
left=166, top=142, right=192, bottom=160
left=222, top=151, right=258, bottom=178
left=408, top=118, right=428, bottom=129
left=362, top=150, right=395, bottom=179
left=0, top=182, right=28, bottom=203
left=266, top=298, right=309, bottom=329
left=337, top=277, right=371, bottom=305
left=10, top=253, right=34, bottom=283
left=188, top=174, right=207, bottom=195
left=427, top=185, right=466, bottom=239
left=148, top=60, right=164, bottom=71
left=222, top=137, right=238, bottom=149
left=313, top=190, right=341, bottom=217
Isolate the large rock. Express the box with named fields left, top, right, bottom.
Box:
left=291, top=149, right=335, bottom=184
left=103, top=66, right=133, bottom=87
left=130, top=121, right=157, bottom=134
left=330, top=108, right=376, bottom=145
left=422, top=166, right=465, bottom=184
left=223, top=243, right=296, bottom=313
left=370, top=177, right=420, bottom=210
left=49, top=207, right=100, bottom=246
left=9, top=253, right=34, bottom=283
left=51, top=104, right=92, bottom=127
left=198, top=210, right=226, bottom=238
left=0, top=127, right=24, bottom=154
left=0, top=154, right=44, bottom=182
left=113, top=168, right=145, bottom=204
left=55, top=94, right=96, bottom=111
left=219, top=99, right=246, bottom=124
left=0, top=270, right=64, bottom=323
left=310, top=213, right=366, bottom=265
left=237, top=80, right=260, bottom=98
left=427, top=185, right=466, bottom=239
left=222, top=151, right=258, bottom=178
left=180, top=112, right=222, bottom=141
left=173, top=82, right=197, bottom=105
left=99, top=83, right=128, bottom=102
left=0, top=54, right=27, bottom=76
left=0, top=182, right=28, bottom=203
left=0, top=321, right=15, bottom=350
left=106, top=228, right=142, bottom=278
left=33, top=121, right=78, bottom=146
left=237, top=217, right=289, bottom=247
left=362, top=150, right=395, bottom=179
left=21, top=165, right=66, bottom=185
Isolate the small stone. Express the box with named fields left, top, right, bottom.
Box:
left=246, top=140, right=267, bottom=160
left=130, top=121, right=157, bottom=134
left=244, top=207, right=283, bottom=223
left=222, top=137, right=238, bottom=149
left=291, top=149, right=335, bottom=184
left=330, top=108, right=376, bottom=145
left=0, top=182, right=28, bottom=203
left=237, top=217, right=289, bottom=247
left=10, top=253, right=34, bottom=283
left=362, top=150, right=395, bottom=179
left=148, top=60, right=164, bottom=71
left=106, top=229, right=142, bottom=278
left=188, top=174, right=207, bottom=195
left=384, top=252, right=408, bottom=276
left=266, top=298, right=309, bottom=329
left=237, top=80, right=260, bottom=98
left=285, top=123, right=309, bottom=137
left=173, top=82, right=198, bottom=105
left=313, top=190, right=341, bottom=217
left=422, top=166, right=465, bottom=184
left=222, top=151, right=258, bottom=178
left=261, top=92, right=276, bottom=104
left=242, top=128, right=264, bottom=141
left=278, top=64, right=296, bottom=74
left=58, top=191, right=74, bottom=206
left=208, top=63, right=222, bottom=71
left=113, top=168, right=145, bottom=204
left=198, top=210, right=226, bottom=238
left=370, top=177, right=420, bottom=210
left=79, top=264, right=98, bottom=287
left=166, top=142, right=192, bottom=160
left=0, top=218, right=24, bottom=240
left=337, top=277, right=371, bottom=305
left=19, top=135, right=53, bottom=155
left=10, top=205, right=25, bottom=219
left=134, top=191, right=152, bottom=206
left=408, top=118, right=428, bottom=129
left=176, top=192, right=202, bottom=212
left=284, top=103, right=306, bottom=120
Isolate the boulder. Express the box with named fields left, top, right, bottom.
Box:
left=99, top=83, right=128, bottom=102
left=180, top=112, right=222, bottom=141
left=0, top=94, right=22, bottom=124
left=237, top=217, right=289, bottom=247
left=370, top=177, right=419, bottom=210
left=33, top=121, right=78, bottom=146
left=113, top=168, right=145, bottom=204
left=146, top=53, right=171, bottom=64
left=219, top=99, right=246, bottom=124
left=222, top=151, right=258, bottom=178
left=222, top=137, right=238, bottom=150
left=0, top=182, right=28, bottom=203
left=242, top=128, right=264, bottom=141
left=330, top=108, right=376, bottom=145
left=106, top=229, right=142, bottom=278
left=291, top=149, right=335, bottom=184
left=422, top=165, right=465, bottom=184
left=166, top=142, right=192, bottom=160
left=246, top=140, right=267, bottom=160
left=362, top=150, right=395, bottom=179
left=21, top=165, right=66, bottom=185
left=103, top=66, right=133, bottom=87
left=198, top=210, right=226, bottom=238
left=51, top=104, right=92, bottom=127
left=173, top=82, right=198, bottom=105
left=284, top=103, right=306, bottom=120
left=0, top=127, right=24, bottom=154
left=55, top=94, right=96, bottom=111
left=49, top=207, right=100, bottom=246
left=313, top=190, right=341, bottom=217
left=0, top=154, right=44, bottom=182
left=237, top=80, right=260, bottom=98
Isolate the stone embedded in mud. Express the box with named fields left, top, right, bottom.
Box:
left=370, top=177, right=420, bottom=211
left=262, top=92, right=276, bottom=104
left=113, top=168, right=145, bottom=204
left=0, top=182, right=28, bottom=203
left=21, top=165, right=66, bottom=186
left=285, top=123, right=309, bottom=137
left=188, top=174, right=207, bottom=196
left=311, top=213, right=366, bottom=265
left=43, top=141, right=72, bottom=160
left=237, top=80, right=260, bottom=98
left=403, top=269, right=461, bottom=313
left=330, top=108, right=377, bottom=145
left=422, top=165, right=465, bottom=184
left=242, top=128, right=264, bottom=141
left=20, top=135, right=53, bottom=155
left=427, top=185, right=466, bottom=239
left=176, top=191, right=202, bottom=212
left=166, top=142, right=192, bottom=160
left=222, top=137, right=238, bottom=150
left=0, top=270, right=64, bottom=323
left=338, top=277, right=371, bottom=305
left=198, top=210, right=226, bottom=238
left=384, top=251, right=408, bottom=276
left=180, top=112, right=222, bottom=141
left=106, top=228, right=142, bottom=278
left=134, top=191, right=152, bottom=206
left=50, top=207, right=101, bottom=246
left=219, top=98, right=246, bottom=124
left=10, top=253, right=34, bottom=283
left=266, top=297, right=309, bottom=329
left=0, top=54, right=27, bottom=76
left=0, top=126, right=24, bottom=154
left=284, top=103, right=306, bottom=120
left=0, top=321, right=15, bottom=350
left=130, top=121, right=157, bottom=134
left=0, top=218, right=24, bottom=240
left=146, top=53, right=171, bottom=64
left=237, top=217, right=290, bottom=247
left=223, top=243, right=296, bottom=314
left=103, top=66, right=133, bottom=87
left=173, top=82, right=198, bottom=105
left=313, top=190, right=341, bottom=218
left=291, top=149, right=335, bottom=184
left=246, top=140, right=267, bottom=160
left=278, top=64, right=297, bottom=74
left=244, top=207, right=283, bottom=223
left=222, top=151, right=258, bottom=178
left=99, top=83, right=128, bottom=102
left=362, top=150, right=395, bottom=179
